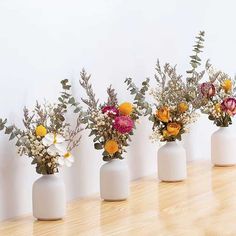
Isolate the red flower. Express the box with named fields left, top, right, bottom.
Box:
left=102, top=106, right=119, bottom=117
left=200, top=82, right=216, bottom=98
left=221, top=97, right=236, bottom=116
left=113, top=115, right=134, bottom=134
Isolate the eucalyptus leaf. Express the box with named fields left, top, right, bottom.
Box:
left=9, top=132, right=16, bottom=141
left=94, top=143, right=103, bottom=150
left=5, top=126, right=14, bottom=134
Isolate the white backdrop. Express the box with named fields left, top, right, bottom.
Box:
left=0, top=0, right=236, bottom=220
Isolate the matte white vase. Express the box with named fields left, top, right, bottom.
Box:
left=100, top=159, right=129, bottom=201
left=211, top=127, right=236, bottom=166
left=32, top=175, right=66, bottom=220
left=157, top=141, right=187, bottom=182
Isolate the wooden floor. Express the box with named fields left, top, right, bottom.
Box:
left=1, top=161, right=236, bottom=236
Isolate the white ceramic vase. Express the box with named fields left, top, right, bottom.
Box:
left=100, top=159, right=129, bottom=201
left=157, top=141, right=187, bottom=182
left=211, top=127, right=236, bottom=166
left=32, top=175, right=66, bottom=220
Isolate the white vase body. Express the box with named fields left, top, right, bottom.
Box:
left=100, top=159, right=129, bottom=201
left=211, top=127, right=236, bottom=166
left=157, top=141, right=187, bottom=182
left=32, top=175, right=66, bottom=220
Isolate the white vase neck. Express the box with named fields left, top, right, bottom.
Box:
left=165, top=141, right=178, bottom=146
left=110, top=158, right=123, bottom=163
left=41, top=174, right=57, bottom=179
left=218, top=126, right=232, bottom=132
left=219, top=126, right=230, bottom=129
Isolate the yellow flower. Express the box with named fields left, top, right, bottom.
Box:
left=64, top=152, right=71, bottom=158
left=156, top=106, right=170, bottom=123
left=162, top=130, right=169, bottom=138
left=222, top=79, right=232, bottom=93
left=166, top=122, right=181, bottom=136
left=35, top=125, right=47, bottom=137
left=119, top=102, right=133, bottom=115
left=178, top=102, right=188, bottom=113
left=215, top=103, right=221, bottom=113
left=104, top=140, right=119, bottom=154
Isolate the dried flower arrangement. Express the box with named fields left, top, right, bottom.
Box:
left=126, top=32, right=206, bottom=142
left=199, top=61, right=236, bottom=127
left=0, top=80, right=83, bottom=174
left=79, top=69, right=140, bottom=161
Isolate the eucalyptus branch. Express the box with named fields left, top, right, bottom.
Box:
left=1, top=121, right=25, bottom=145
left=23, top=107, right=35, bottom=130
left=66, top=120, right=83, bottom=151
left=66, top=104, right=85, bottom=151
left=58, top=79, right=78, bottom=114
left=125, top=77, right=151, bottom=116
left=187, top=31, right=205, bottom=83
left=107, top=85, right=118, bottom=106
left=58, top=79, right=84, bottom=150
left=52, top=79, right=83, bottom=132
left=184, top=31, right=206, bottom=107
left=205, top=60, right=230, bottom=85
left=155, top=60, right=166, bottom=90
left=164, top=63, right=183, bottom=82
left=79, top=69, right=98, bottom=111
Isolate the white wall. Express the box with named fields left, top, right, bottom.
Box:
left=0, top=0, right=236, bottom=220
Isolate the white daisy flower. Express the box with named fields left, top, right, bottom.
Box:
left=42, top=133, right=65, bottom=146
left=56, top=145, right=74, bottom=167
left=42, top=133, right=65, bottom=156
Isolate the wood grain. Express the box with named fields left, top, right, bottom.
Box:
left=1, top=161, right=236, bottom=236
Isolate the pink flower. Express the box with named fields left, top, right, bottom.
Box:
left=102, top=106, right=119, bottom=117
left=113, top=115, right=134, bottom=134
left=221, top=97, right=236, bottom=116
left=200, top=82, right=216, bottom=98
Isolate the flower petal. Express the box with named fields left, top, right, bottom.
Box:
left=58, top=157, right=65, bottom=166
left=68, top=156, right=74, bottom=163
left=42, top=138, right=52, bottom=147
left=42, top=133, right=54, bottom=146
left=47, top=145, right=59, bottom=156
left=56, top=134, right=65, bottom=143
left=55, top=143, right=67, bottom=155
left=65, top=159, right=72, bottom=167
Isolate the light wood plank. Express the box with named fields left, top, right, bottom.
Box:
left=1, top=161, right=236, bottom=236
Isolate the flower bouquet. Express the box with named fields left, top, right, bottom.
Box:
left=200, top=61, right=236, bottom=127
left=200, top=61, right=236, bottom=166
left=4, top=79, right=82, bottom=174
left=2, top=79, right=83, bottom=220
left=80, top=70, right=139, bottom=161
left=148, top=62, right=198, bottom=143
left=79, top=69, right=140, bottom=200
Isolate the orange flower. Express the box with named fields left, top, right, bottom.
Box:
left=178, top=102, right=188, bottom=113
left=104, top=140, right=119, bottom=154
left=156, top=106, right=170, bottom=123
left=119, top=102, right=133, bottom=116
left=222, top=79, right=232, bottom=93
left=166, top=122, right=181, bottom=136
